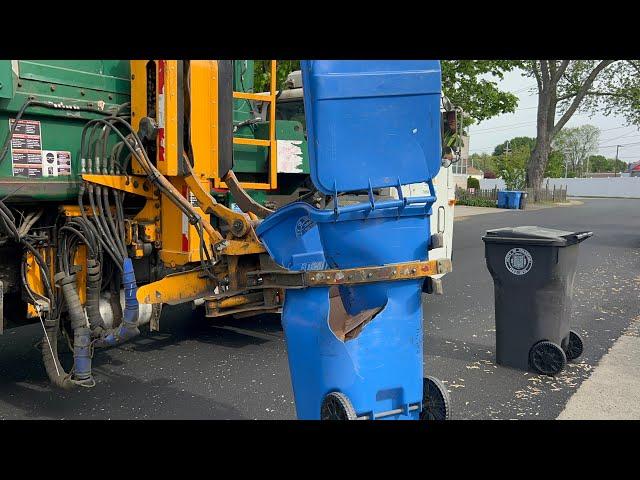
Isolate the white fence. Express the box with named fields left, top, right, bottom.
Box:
left=480, top=177, right=640, bottom=199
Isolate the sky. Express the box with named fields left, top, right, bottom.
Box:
left=467, top=68, right=640, bottom=164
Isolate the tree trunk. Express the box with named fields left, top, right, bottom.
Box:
left=527, top=141, right=550, bottom=195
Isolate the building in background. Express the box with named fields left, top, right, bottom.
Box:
left=452, top=135, right=483, bottom=188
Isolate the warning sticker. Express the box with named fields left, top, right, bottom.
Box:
left=9, top=119, right=43, bottom=177
left=42, top=150, right=72, bottom=177
left=9, top=119, right=72, bottom=178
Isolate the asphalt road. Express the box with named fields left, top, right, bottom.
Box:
left=1, top=198, right=638, bottom=419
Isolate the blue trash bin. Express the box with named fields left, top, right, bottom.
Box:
left=256, top=60, right=450, bottom=420
left=498, top=190, right=522, bottom=209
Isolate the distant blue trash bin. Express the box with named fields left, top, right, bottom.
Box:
left=498, top=190, right=522, bottom=209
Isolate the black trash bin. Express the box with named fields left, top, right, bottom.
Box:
left=482, top=226, right=593, bottom=376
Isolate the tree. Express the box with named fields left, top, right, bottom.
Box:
left=522, top=60, right=640, bottom=190
left=586, top=155, right=628, bottom=173
left=493, top=136, right=536, bottom=156
left=544, top=150, right=566, bottom=178
left=441, top=61, right=524, bottom=124
left=469, top=152, right=496, bottom=175
left=254, top=60, right=524, bottom=125
left=495, top=145, right=529, bottom=190
left=552, top=125, right=600, bottom=177
left=586, top=154, right=609, bottom=173
left=254, top=60, right=300, bottom=91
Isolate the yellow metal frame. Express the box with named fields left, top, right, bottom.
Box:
left=217, top=60, right=278, bottom=191
left=81, top=174, right=157, bottom=199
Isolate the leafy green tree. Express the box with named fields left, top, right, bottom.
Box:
left=587, top=155, right=609, bottom=172
left=544, top=150, right=566, bottom=177
left=552, top=125, right=600, bottom=177
left=496, top=145, right=528, bottom=190
left=254, top=60, right=301, bottom=92
left=522, top=60, right=640, bottom=189
left=493, top=137, right=536, bottom=156
left=469, top=152, right=497, bottom=175
left=254, top=60, right=524, bottom=126
left=441, top=61, right=524, bottom=124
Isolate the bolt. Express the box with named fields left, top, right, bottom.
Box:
left=50, top=84, right=56, bottom=91
left=131, top=74, right=135, bottom=80
left=80, top=90, right=85, bottom=96
left=133, top=180, right=139, bottom=188
left=411, top=268, right=417, bottom=274
left=392, top=270, right=397, bottom=276
left=154, top=203, right=160, bottom=209
left=17, top=82, right=22, bottom=88
left=108, top=94, right=113, bottom=100
left=232, top=219, right=244, bottom=232
left=367, top=272, right=373, bottom=278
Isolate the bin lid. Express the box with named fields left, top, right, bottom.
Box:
left=301, top=60, right=442, bottom=195
left=482, top=226, right=593, bottom=246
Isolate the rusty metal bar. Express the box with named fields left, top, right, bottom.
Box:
left=247, top=259, right=452, bottom=289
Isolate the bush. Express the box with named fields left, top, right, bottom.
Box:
left=483, top=171, right=497, bottom=179
left=467, top=177, right=480, bottom=189
left=456, top=197, right=496, bottom=208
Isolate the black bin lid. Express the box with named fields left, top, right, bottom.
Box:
left=482, top=226, right=593, bottom=246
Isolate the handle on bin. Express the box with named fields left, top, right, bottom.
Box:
left=564, top=231, right=593, bottom=244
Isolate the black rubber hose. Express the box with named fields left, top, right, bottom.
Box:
left=102, top=186, right=126, bottom=258
left=21, top=240, right=54, bottom=302
left=79, top=184, right=121, bottom=271
left=114, top=189, right=126, bottom=251
left=41, top=315, right=74, bottom=390
left=56, top=274, right=86, bottom=331
left=87, top=184, right=122, bottom=264
left=59, top=225, right=96, bottom=258
left=85, top=258, right=105, bottom=333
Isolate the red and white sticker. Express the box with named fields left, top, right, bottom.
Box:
left=181, top=184, right=189, bottom=252
left=157, top=60, right=166, bottom=164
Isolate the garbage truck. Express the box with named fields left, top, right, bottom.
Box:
left=0, top=60, right=452, bottom=421
left=0, top=60, right=309, bottom=388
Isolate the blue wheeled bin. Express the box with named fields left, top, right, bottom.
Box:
left=498, top=190, right=522, bottom=209
left=256, top=60, right=450, bottom=420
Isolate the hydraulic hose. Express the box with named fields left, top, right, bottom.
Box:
left=41, top=316, right=74, bottom=390
left=94, top=258, right=139, bottom=348
left=85, top=258, right=106, bottom=334
left=78, top=184, right=122, bottom=272
left=54, top=271, right=95, bottom=386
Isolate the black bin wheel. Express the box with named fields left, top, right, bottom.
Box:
left=529, top=340, right=567, bottom=376
left=565, top=330, right=584, bottom=361
left=420, top=376, right=451, bottom=420
left=320, top=392, right=357, bottom=420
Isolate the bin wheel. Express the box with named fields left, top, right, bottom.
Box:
left=320, top=392, right=357, bottom=420
left=565, top=330, right=584, bottom=361
left=420, top=376, right=451, bottom=420
left=529, top=341, right=567, bottom=376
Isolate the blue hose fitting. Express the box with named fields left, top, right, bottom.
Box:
left=95, top=258, right=140, bottom=348
left=73, top=327, right=93, bottom=384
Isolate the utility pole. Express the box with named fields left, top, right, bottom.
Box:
left=504, top=140, right=511, bottom=156
left=615, top=145, right=621, bottom=177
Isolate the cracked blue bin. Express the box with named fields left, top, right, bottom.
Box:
left=256, top=60, right=451, bottom=420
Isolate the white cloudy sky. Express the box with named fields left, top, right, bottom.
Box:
left=467, top=68, right=640, bottom=164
